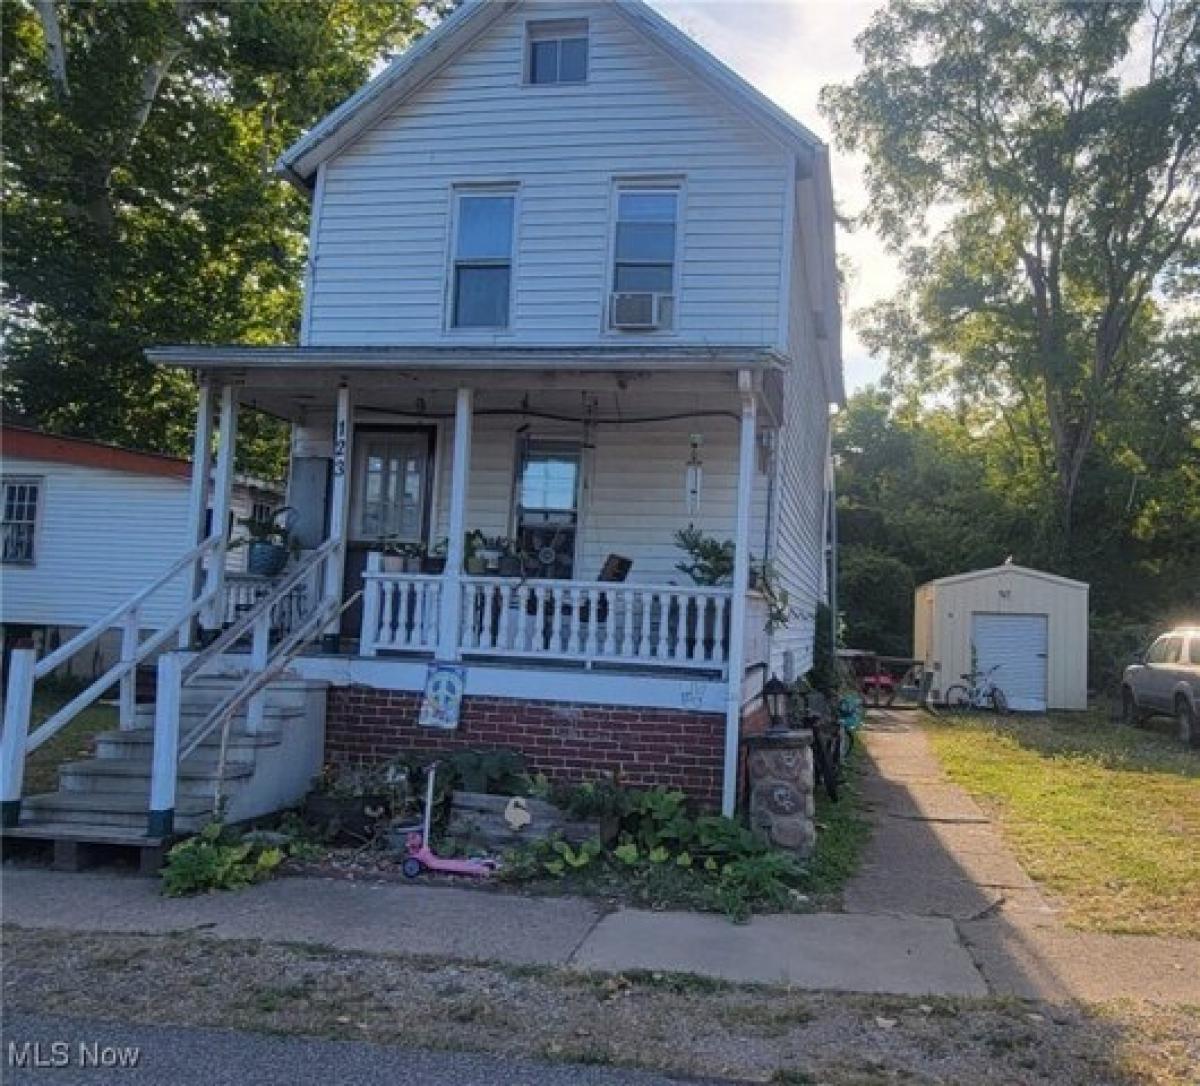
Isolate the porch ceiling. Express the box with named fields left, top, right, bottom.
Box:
left=146, top=344, right=786, bottom=422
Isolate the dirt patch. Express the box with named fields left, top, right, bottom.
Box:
left=3, top=926, right=1196, bottom=1084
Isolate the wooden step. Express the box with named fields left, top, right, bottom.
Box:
left=0, top=822, right=170, bottom=875
left=21, top=791, right=212, bottom=831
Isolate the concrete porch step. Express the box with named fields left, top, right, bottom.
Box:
left=94, top=726, right=281, bottom=764
left=21, top=791, right=212, bottom=832
left=58, top=757, right=253, bottom=798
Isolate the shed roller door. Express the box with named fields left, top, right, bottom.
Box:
left=971, top=613, right=1048, bottom=712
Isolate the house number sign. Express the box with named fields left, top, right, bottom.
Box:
left=333, top=418, right=347, bottom=477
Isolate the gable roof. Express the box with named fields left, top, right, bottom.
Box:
left=920, top=564, right=1089, bottom=592
left=1, top=424, right=192, bottom=481
left=276, top=0, right=823, bottom=189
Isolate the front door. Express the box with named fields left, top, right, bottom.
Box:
left=341, top=427, right=435, bottom=639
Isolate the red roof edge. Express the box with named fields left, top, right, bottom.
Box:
left=0, top=425, right=192, bottom=481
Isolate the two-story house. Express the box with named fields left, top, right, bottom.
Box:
left=1, top=0, right=842, bottom=849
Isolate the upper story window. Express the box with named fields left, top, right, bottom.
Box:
left=2, top=477, right=41, bottom=565
left=609, top=186, right=679, bottom=331
left=526, top=20, right=588, bottom=85
left=451, top=189, right=515, bottom=329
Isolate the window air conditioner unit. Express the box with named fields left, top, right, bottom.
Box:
left=610, top=292, right=674, bottom=331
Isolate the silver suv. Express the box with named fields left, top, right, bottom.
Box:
left=1122, top=628, right=1200, bottom=747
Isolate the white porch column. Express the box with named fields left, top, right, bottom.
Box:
left=322, top=383, right=354, bottom=651
left=179, top=378, right=214, bottom=648
left=437, top=386, right=473, bottom=661
left=721, top=372, right=758, bottom=817
left=201, top=383, right=238, bottom=634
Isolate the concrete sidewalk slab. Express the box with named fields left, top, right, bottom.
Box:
left=0, top=870, right=601, bottom=967
left=960, top=918, right=1200, bottom=1005
left=571, top=909, right=989, bottom=996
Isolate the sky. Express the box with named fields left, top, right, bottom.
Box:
left=649, top=0, right=890, bottom=394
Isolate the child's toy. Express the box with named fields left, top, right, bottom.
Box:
left=401, top=761, right=498, bottom=879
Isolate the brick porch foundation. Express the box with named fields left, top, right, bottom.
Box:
left=326, top=686, right=726, bottom=807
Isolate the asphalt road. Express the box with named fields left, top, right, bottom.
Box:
left=3, top=1013, right=700, bottom=1086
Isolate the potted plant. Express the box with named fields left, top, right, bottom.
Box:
left=378, top=537, right=426, bottom=573
left=464, top=530, right=487, bottom=575
left=497, top=538, right=523, bottom=576
left=422, top=538, right=448, bottom=575
left=239, top=506, right=294, bottom=577
left=478, top=534, right=507, bottom=573
left=304, top=761, right=408, bottom=842
left=673, top=525, right=734, bottom=655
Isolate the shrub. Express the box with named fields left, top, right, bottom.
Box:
left=161, top=822, right=283, bottom=897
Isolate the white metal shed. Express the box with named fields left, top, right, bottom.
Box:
left=913, top=564, right=1089, bottom=712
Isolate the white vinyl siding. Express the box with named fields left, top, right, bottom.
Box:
left=307, top=1, right=788, bottom=348
left=364, top=393, right=771, bottom=586
left=0, top=458, right=276, bottom=631
left=764, top=177, right=832, bottom=678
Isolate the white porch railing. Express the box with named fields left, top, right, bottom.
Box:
left=223, top=571, right=316, bottom=640
left=0, top=532, right=223, bottom=826
left=359, top=569, right=734, bottom=673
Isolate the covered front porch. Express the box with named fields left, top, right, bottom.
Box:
left=153, top=345, right=788, bottom=813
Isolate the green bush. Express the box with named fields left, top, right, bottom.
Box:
left=161, top=822, right=283, bottom=897
left=1089, top=615, right=1155, bottom=696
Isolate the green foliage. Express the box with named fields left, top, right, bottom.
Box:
left=673, top=525, right=734, bottom=586
left=808, top=602, right=838, bottom=695
left=161, top=822, right=283, bottom=897
left=821, top=0, right=1200, bottom=559
left=546, top=776, right=624, bottom=821
left=443, top=749, right=530, bottom=796
left=2, top=0, right=445, bottom=474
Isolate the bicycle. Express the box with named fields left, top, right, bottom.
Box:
left=943, top=664, right=1009, bottom=714
left=796, top=689, right=860, bottom=803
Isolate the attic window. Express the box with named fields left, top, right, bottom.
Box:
left=526, top=20, right=588, bottom=85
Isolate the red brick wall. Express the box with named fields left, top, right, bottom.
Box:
left=325, top=686, right=725, bottom=807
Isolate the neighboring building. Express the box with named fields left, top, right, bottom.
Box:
left=0, top=424, right=282, bottom=677
left=914, top=564, right=1089, bottom=712
left=2, top=0, right=843, bottom=842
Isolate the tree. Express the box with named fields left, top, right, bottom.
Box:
left=821, top=0, right=1200, bottom=546
left=2, top=0, right=446, bottom=475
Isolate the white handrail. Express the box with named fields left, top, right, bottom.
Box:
left=33, top=533, right=222, bottom=680
left=25, top=588, right=217, bottom=751
left=183, top=539, right=341, bottom=683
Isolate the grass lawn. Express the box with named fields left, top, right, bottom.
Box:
left=925, top=709, right=1200, bottom=938
left=20, top=689, right=118, bottom=796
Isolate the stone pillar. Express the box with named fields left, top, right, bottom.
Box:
left=744, top=730, right=815, bottom=858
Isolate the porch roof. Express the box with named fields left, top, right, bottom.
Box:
left=146, top=344, right=787, bottom=374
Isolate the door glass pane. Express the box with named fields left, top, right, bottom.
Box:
left=357, top=436, right=427, bottom=542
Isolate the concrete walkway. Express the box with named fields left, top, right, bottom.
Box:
left=3, top=711, right=1196, bottom=1004
left=843, top=711, right=1200, bottom=1004
left=0, top=868, right=985, bottom=997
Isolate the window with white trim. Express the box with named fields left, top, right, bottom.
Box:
left=526, top=20, right=588, bottom=85
left=450, top=190, right=516, bottom=329
left=2, top=477, right=41, bottom=564
left=514, top=439, right=581, bottom=579
left=609, top=186, right=679, bottom=329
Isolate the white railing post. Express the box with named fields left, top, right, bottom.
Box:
left=202, top=383, right=239, bottom=635
left=119, top=607, right=140, bottom=730
left=360, top=552, right=382, bottom=657
left=722, top=373, right=758, bottom=817
left=246, top=609, right=271, bottom=734
left=1, top=647, right=36, bottom=828
left=180, top=378, right=214, bottom=648
left=438, top=386, right=473, bottom=661
left=148, top=652, right=183, bottom=837
left=322, top=383, right=354, bottom=652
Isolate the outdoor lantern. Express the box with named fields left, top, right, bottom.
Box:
left=763, top=674, right=791, bottom=734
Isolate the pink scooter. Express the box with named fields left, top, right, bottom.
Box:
left=401, top=761, right=498, bottom=879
